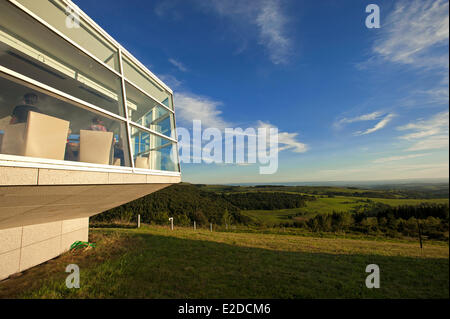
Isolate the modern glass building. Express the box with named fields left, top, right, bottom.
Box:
left=0, top=0, right=181, bottom=280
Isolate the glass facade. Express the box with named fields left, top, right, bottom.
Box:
left=125, top=81, right=175, bottom=139
left=14, top=0, right=121, bottom=72
left=122, top=56, right=173, bottom=110
left=0, top=0, right=179, bottom=173
left=131, top=126, right=179, bottom=172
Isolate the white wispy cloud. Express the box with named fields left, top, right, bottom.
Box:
left=168, top=58, right=188, bottom=72
left=257, top=121, right=308, bottom=153
left=365, top=0, right=449, bottom=105
left=255, top=0, right=291, bottom=64
left=173, top=90, right=308, bottom=154
left=373, top=0, right=448, bottom=68
left=354, top=113, right=396, bottom=136
left=157, top=74, right=182, bottom=89
left=397, top=111, right=449, bottom=135
left=397, top=111, right=449, bottom=151
left=335, top=111, right=395, bottom=136
left=406, top=135, right=449, bottom=151
left=174, top=92, right=231, bottom=129
left=194, top=0, right=292, bottom=64
left=155, top=0, right=293, bottom=64
left=335, top=111, right=384, bottom=128
left=356, top=0, right=449, bottom=113
left=373, top=153, right=431, bottom=164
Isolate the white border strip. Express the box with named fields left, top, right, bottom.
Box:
left=0, top=154, right=181, bottom=176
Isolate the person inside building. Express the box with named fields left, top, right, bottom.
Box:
left=9, top=93, right=42, bottom=124
left=90, top=117, right=108, bottom=131
left=113, top=136, right=125, bottom=166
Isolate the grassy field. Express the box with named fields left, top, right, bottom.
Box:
left=0, top=225, right=448, bottom=299
left=242, top=196, right=449, bottom=226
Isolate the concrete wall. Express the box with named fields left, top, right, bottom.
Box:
left=0, top=217, right=88, bottom=281
left=0, top=165, right=181, bottom=281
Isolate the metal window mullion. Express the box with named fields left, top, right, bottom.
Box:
left=7, top=0, right=122, bottom=79
left=124, top=78, right=175, bottom=114
left=170, top=94, right=181, bottom=173
left=0, top=65, right=127, bottom=123
left=130, top=122, right=178, bottom=143
left=150, top=142, right=172, bottom=152
left=150, top=113, right=170, bottom=125
left=118, top=48, right=135, bottom=170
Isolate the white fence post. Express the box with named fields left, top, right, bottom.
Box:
left=137, top=214, right=141, bottom=228
left=169, top=217, right=174, bottom=230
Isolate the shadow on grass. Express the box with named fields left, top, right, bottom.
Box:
left=90, top=222, right=137, bottom=229
left=1, top=228, right=448, bottom=299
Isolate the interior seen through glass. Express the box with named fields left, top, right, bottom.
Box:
left=131, top=125, right=179, bottom=172
left=0, top=75, right=131, bottom=167
left=125, top=81, right=175, bottom=139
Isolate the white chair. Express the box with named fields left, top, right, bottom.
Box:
left=1, top=111, right=69, bottom=160
left=135, top=156, right=149, bottom=169
left=79, top=130, right=113, bottom=165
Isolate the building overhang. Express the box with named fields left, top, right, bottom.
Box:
left=0, top=165, right=180, bottom=230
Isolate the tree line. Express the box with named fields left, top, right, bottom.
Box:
left=221, top=192, right=316, bottom=210
left=279, top=203, right=449, bottom=241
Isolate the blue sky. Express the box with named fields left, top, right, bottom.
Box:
left=75, top=0, right=449, bottom=184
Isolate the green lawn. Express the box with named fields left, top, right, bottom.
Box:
left=1, top=225, right=447, bottom=299
left=242, top=196, right=449, bottom=226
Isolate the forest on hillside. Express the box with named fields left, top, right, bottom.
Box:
left=91, top=183, right=449, bottom=241
left=92, top=184, right=314, bottom=225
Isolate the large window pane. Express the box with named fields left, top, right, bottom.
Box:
left=0, top=74, right=131, bottom=167
left=122, top=56, right=173, bottom=110
left=0, top=1, right=125, bottom=117
left=130, top=126, right=179, bottom=172
left=125, top=81, right=175, bottom=139
left=15, top=0, right=120, bottom=72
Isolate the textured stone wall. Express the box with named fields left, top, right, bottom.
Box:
left=0, top=217, right=88, bottom=281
